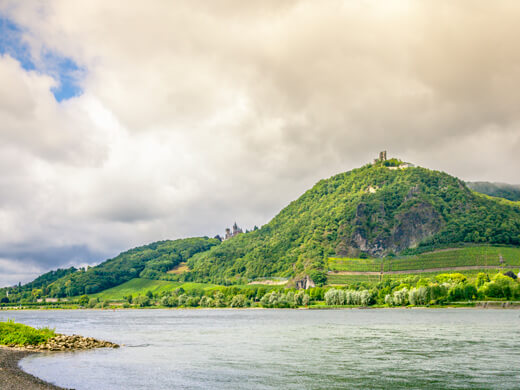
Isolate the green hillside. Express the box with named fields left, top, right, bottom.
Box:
left=467, top=181, right=520, bottom=201
left=90, top=279, right=216, bottom=301
left=43, top=237, right=220, bottom=297
left=4, top=159, right=520, bottom=302
left=188, top=164, right=520, bottom=283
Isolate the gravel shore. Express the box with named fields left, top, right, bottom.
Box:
left=0, top=347, right=63, bottom=390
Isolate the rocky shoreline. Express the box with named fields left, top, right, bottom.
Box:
left=0, top=335, right=119, bottom=389
left=23, top=334, right=119, bottom=352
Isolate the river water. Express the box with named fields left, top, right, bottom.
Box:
left=1, top=309, right=519, bottom=389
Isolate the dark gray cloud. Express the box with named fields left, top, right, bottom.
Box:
left=0, top=244, right=107, bottom=287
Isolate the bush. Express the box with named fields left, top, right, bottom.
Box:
left=135, top=295, right=152, bottom=307
left=0, top=320, right=56, bottom=346
left=78, top=295, right=89, bottom=306
left=161, top=295, right=178, bottom=307
left=409, top=287, right=429, bottom=305
left=385, top=288, right=409, bottom=306
left=230, top=294, right=248, bottom=308
left=198, top=296, right=213, bottom=307
left=480, top=274, right=516, bottom=298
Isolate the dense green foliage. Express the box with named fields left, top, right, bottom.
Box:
left=85, top=269, right=519, bottom=309
left=188, top=164, right=520, bottom=282
left=21, top=267, right=78, bottom=291
left=326, top=270, right=520, bottom=307
left=3, top=237, right=220, bottom=301
left=4, top=161, right=520, bottom=300
left=0, top=320, right=56, bottom=346
left=467, top=181, right=520, bottom=201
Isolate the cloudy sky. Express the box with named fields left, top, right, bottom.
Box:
left=1, top=1, right=519, bottom=287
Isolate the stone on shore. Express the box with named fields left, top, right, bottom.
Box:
left=34, top=334, right=119, bottom=351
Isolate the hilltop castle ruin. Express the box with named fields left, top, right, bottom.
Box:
left=373, top=151, right=415, bottom=169
left=374, top=150, right=387, bottom=164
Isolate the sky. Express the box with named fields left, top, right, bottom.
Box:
left=1, top=1, right=519, bottom=287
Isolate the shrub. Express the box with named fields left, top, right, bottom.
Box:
left=161, top=295, right=178, bottom=307
left=409, top=287, right=429, bottom=305
left=230, top=294, right=248, bottom=308
left=476, top=273, right=490, bottom=288
left=78, top=295, right=89, bottom=306
left=309, top=271, right=327, bottom=286
left=135, top=295, right=152, bottom=307
left=386, top=288, right=409, bottom=306
left=198, top=296, right=213, bottom=307
left=436, top=273, right=467, bottom=284
left=0, top=320, right=56, bottom=346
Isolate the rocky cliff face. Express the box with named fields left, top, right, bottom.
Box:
left=348, top=201, right=443, bottom=256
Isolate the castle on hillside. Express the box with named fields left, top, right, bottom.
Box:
left=224, top=222, right=243, bottom=240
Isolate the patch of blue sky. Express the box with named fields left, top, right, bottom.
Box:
left=0, top=15, right=84, bottom=101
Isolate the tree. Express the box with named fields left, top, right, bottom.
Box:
left=309, top=271, right=327, bottom=287
left=135, top=295, right=151, bottom=307
left=230, top=294, right=248, bottom=308
left=78, top=295, right=90, bottom=306
left=476, top=273, right=490, bottom=288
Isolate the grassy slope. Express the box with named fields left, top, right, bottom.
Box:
left=91, top=278, right=217, bottom=301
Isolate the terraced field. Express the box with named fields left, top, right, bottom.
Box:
left=328, top=246, right=520, bottom=273
left=385, top=247, right=520, bottom=271
left=327, top=258, right=383, bottom=272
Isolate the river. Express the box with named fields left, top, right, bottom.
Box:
left=1, top=309, right=519, bottom=389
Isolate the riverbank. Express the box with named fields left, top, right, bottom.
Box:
left=0, top=347, right=63, bottom=389
left=3, top=300, right=520, bottom=311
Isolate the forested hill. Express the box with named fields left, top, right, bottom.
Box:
left=27, top=237, right=220, bottom=297
left=187, top=163, right=520, bottom=283
left=467, top=181, right=520, bottom=201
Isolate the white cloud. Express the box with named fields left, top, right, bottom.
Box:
left=0, top=1, right=520, bottom=286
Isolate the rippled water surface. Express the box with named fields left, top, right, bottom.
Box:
left=1, top=309, right=519, bottom=389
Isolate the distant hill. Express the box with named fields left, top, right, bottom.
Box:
left=39, top=237, right=220, bottom=297
left=466, top=181, right=520, bottom=201
left=187, top=162, right=520, bottom=283
left=21, top=267, right=78, bottom=291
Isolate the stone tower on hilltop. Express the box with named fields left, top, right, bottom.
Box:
left=374, top=150, right=387, bottom=164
